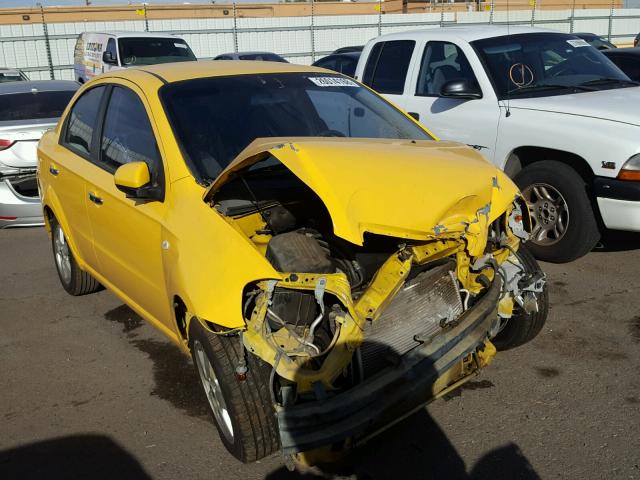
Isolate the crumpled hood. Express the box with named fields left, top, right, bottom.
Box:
left=206, top=138, right=520, bottom=252
left=510, top=87, right=640, bottom=127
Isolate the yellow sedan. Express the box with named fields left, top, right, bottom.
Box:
left=37, top=61, right=548, bottom=465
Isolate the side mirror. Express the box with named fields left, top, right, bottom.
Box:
left=114, top=162, right=162, bottom=200
left=440, top=79, right=482, bottom=100
left=102, top=51, right=117, bottom=65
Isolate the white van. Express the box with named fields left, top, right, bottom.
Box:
left=74, top=31, right=197, bottom=83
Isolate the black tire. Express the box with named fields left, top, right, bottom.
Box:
left=513, top=160, right=600, bottom=263
left=188, top=319, right=280, bottom=463
left=50, top=216, right=101, bottom=296
left=492, top=246, right=549, bottom=350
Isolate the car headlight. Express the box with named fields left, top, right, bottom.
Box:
left=618, top=154, right=640, bottom=181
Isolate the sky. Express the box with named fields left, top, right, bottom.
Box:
left=0, top=0, right=278, bottom=7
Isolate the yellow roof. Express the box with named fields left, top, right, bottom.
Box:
left=107, top=60, right=331, bottom=84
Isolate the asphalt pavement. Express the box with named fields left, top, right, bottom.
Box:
left=1, top=227, right=639, bottom=480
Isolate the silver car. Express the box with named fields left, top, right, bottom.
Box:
left=0, top=80, right=78, bottom=228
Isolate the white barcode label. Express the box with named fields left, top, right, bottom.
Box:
left=567, top=39, right=590, bottom=48
left=308, top=76, right=358, bottom=87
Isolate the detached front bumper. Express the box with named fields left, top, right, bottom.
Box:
left=277, top=279, right=500, bottom=456
left=0, top=176, right=43, bottom=228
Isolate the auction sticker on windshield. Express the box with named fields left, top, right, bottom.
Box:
left=309, top=77, right=358, bottom=87
left=566, top=39, right=590, bottom=48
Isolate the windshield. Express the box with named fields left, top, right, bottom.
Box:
left=472, top=33, right=630, bottom=99
left=118, top=38, right=196, bottom=66
left=0, top=71, right=26, bottom=83
left=0, top=91, right=75, bottom=122
left=160, top=73, right=432, bottom=182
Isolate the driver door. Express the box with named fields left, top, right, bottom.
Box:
left=401, top=41, right=501, bottom=161
left=84, top=82, right=171, bottom=327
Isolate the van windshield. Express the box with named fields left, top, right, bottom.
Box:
left=118, top=38, right=196, bottom=66
left=472, top=32, right=633, bottom=99
left=160, top=73, right=432, bottom=183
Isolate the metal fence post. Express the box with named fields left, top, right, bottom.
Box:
left=530, top=0, right=536, bottom=27
left=607, top=0, right=614, bottom=41
left=143, top=3, right=149, bottom=32
left=489, top=0, right=495, bottom=24
left=569, top=0, right=576, bottom=33
left=378, top=0, right=383, bottom=36
left=38, top=3, right=54, bottom=80
left=439, top=0, right=445, bottom=27
left=310, top=0, right=316, bottom=62
left=232, top=2, right=238, bottom=53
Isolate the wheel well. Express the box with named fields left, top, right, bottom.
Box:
left=173, top=296, right=188, bottom=340
left=43, top=205, right=54, bottom=232
left=504, top=147, right=594, bottom=182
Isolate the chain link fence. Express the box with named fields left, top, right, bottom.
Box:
left=0, top=1, right=638, bottom=80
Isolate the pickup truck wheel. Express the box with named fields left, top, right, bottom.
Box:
left=514, top=161, right=600, bottom=263
left=492, top=246, right=549, bottom=350
left=51, top=218, right=101, bottom=296
left=188, top=319, right=280, bottom=463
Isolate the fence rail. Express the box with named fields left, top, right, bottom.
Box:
left=1, top=3, right=639, bottom=81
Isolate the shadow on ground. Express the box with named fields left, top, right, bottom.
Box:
left=593, top=230, right=640, bottom=253
left=266, top=407, right=538, bottom=480
left=0, top=434, right=152, bottom=480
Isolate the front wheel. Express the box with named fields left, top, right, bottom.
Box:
left=188, top=319, right=280, bottom=463
left=513, top=160, right=600, bottom=263
left=492, top=246, right=549, bottom=350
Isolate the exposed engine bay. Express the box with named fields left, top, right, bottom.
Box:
left=209, top=149, right=547, bottom=458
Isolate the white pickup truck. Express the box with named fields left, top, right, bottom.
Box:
left=355, top=26, right=640, bottom=263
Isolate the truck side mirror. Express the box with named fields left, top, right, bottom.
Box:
left=102, top=51, right=117, bottom=65
left=440, top=79, right=482, bottom=100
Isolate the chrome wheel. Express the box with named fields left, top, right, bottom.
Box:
left=193, top=339, right=234, bottom=442
left=53, top=224, right=72, bottom=284
left=522, top=183, right=569, bottom=246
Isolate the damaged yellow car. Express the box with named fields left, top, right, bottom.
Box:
left=37, top=62, right=548, bottom=465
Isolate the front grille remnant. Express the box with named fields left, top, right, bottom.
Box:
left=359, top=262, right=464, bottom=378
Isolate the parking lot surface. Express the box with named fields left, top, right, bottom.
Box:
left=1, top=227, right=639, bottom=480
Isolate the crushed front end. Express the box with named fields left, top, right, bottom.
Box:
left=206, top=139, right=548, bottom=462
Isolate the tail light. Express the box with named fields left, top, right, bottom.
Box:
left=0, top=139, right=15, bottom=151
left=617, top=154, right=640, bottom=181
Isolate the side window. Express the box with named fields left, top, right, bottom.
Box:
left=416, top=41, right=479, bottom=96
left=64, top=86, right=105, bottom=156
left=106, top=38, right=117, bottom=62
left=362, top=40, right=415, bottom=95
left=100, top=87, right=160, bottom=178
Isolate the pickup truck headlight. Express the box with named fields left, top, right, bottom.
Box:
left=618, top=154, right=640, bottom=181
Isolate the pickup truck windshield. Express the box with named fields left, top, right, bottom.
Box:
left=118, top=38, right=196, bottom=66
left=472, top=32, right=631, bottom=99
left=160, top=73, right=432, bottom=182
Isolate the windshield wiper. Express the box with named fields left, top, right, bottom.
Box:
left=508, top=84, right=595, bottom=96
left=579, top=78, right=640, bottom=88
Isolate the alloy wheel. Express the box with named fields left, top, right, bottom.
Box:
left=53, top=224, right=72, bottom=284
left=193, top=339, right=234, bottom=442
left=522, top=183, right=569, bottom=246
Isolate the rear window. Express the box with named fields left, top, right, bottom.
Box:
left=362, top=40, right=415, bottom=94
left=118, top=38, right=197, bottom=66
left=0, top=91, right=75, bottom=122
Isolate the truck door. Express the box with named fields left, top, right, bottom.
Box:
left=403, top=41, right=501, bottom=160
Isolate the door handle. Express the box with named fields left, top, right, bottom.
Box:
left=49, top=165, right=59, bottom=176
left=408, top=112, right=420, bottom=121
left=88, top=192, right=103, bottom=205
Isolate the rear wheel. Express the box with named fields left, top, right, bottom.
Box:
left=50, top=217, right=101, bottom=296
left=514, top=160, right=600, bottom=263
left=492, top=246, right=549, bottom=350
left=189, top=319, right=279, bottom=463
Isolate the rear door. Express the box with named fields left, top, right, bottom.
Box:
left=84, top=81, right=171, bottom=327
left=51, top=85, right=107, bottom=268
left=359, top=40, right=417, bottom=110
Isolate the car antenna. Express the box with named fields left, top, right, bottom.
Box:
left=505, top=0, right=512, bottom=117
